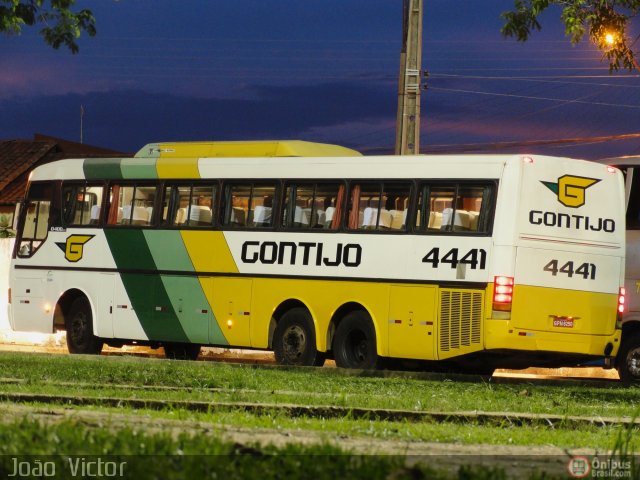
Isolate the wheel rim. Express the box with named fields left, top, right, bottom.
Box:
left=283, top=325, right=307, bottom=361
left=70, top=311, right=87, bottom=346
left=626, top=346, right=640, bottom=379
left=345, top=329, right=368, bottom=366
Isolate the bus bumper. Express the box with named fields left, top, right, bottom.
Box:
left=484, top=319, right=621, bottom=357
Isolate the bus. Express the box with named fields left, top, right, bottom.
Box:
left=8, top=140, right=627, bottom=377
left=597, top=155, right=640, bottom=383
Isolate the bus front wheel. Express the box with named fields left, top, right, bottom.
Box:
left=333, top=311, right=379, bottom=370
left=65, top=297, right=103, bottom=355
left=617, top=332, right=640, bottom=384
left=273, top=308, right=325, bottom=367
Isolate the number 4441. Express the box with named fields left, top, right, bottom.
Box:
left=543, top=260, right=596, bottom=280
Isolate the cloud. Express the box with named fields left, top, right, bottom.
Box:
left=0, top=82, right=395, bottom=152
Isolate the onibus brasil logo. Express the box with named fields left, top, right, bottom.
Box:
left=56, top=235, right=94, bottom=262
left=541, top=175, right=600, bottom=208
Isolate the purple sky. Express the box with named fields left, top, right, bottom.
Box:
left=1, top=0, right=639, bottom=159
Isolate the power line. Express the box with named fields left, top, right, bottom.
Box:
left=422, top=132, right=640, bottom=153
left=428, top=86, right=640, bottom=109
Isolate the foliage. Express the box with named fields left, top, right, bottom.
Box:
left=0, top=0, right=96, bottom=53
left=501, top=0, right=640, bottom=71
left=0, top=215, right=15, bottom=238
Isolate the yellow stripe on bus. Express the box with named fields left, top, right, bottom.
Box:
left=180, top=231, right=239, bottom=273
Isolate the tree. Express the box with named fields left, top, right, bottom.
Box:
left=0, top=0, right=95, bottom=54
left=501, top=0, right=640, bottom=71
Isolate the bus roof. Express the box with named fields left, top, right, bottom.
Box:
left=134, top=140, right=362, bottom=159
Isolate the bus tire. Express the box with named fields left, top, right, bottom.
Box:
left=164, top=343, right=201, bottom=361
left=273, top=308, right=325, bottom=367
left=617, top=332, right=640, bottom=384
left=65, top=296, right=103, bottom=355
left=333, top=311, right=379, bottom=370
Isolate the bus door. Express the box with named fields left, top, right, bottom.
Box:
left=12, top=183, right=55, bottom=332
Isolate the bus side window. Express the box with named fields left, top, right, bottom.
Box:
left=107, top=184, right=156, bottom=227
left=165, top=184, right=217, bottom=227
left=416, top=182, right=494, bottom=234
left=17, top=182, right=53, bottom=258
left=62, top=183, right=103, bottom=226
left=348, top=182, right=411, bottom=232
left=223, top=183, right=276, bottom=229
left=282, top=183, right=342, bottom=230
left=625, top=167, right=640, bottom=230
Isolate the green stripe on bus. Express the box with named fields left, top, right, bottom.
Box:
left=143, top=230, right=194, bottom=271
left=83, top=158, right=123, bottom=180
left=105, top=229, right=189, bottom=343
left=121, top=157, right=158, bottom=179
left=120, top=273, right=190, bottom=342
left=159, top=275, right=227, bottom=345
left=144, top=230, right=228, bottom=345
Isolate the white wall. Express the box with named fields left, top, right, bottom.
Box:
left=0, top=238, right=14, bottom=330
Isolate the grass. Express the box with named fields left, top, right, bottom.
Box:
left=0, top=352, right=638, bottom=417
left=0, top=417, right=574, bottom=480
left=0, top=351, right=638, bottom=455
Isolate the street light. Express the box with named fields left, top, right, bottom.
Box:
left=605, top=32, right=616, bottom=46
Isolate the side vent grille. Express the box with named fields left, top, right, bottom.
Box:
left=439, top=289, right=483, bottom=352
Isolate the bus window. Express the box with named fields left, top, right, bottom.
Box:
left=348, top=182, right=411, bottom=231
left=282, top=183, right=342, bottom=229
left=107, top=184, right=157, bottom=226
left=223, top=183, right=276, bottom=228
left=17, top=182, right=53, bottom=257
left=62, top=183, right=104, bottom=226
left=416, top=183, right=493, bottom=233
left=164, top=183, right=217, bottom=227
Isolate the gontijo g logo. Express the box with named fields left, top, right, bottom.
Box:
left=541, top=175, right=600, bottom=208
left=56, top=235, right=94, bottom=262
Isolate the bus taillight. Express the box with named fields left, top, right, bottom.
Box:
left=618, top=287, right=626, bottom=314
left=493, top=276, right=514, bottom=312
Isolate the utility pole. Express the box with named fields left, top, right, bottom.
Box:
left=394, top=0, right=423, bottom=155
left=80, top=104, right=84, bottom=144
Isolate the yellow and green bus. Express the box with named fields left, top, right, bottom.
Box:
left=9, top=141, right=626, bottom=374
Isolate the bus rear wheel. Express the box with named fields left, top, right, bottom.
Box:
left=273, top=308, right=325, bottom=367
left=333, top=311, right=379, bottom=370
left=164, top=343, right=201, bottom=361
left=617, top=333, right=640, bottom=384
left=65, top=297, right=103, bottom=355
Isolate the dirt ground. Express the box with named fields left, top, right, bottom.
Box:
left=0, top=402, right=600, bottom=477
left=0, top=330, right=621, bottom=380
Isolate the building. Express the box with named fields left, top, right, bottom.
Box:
left=0, top=134, right=125, bottom=222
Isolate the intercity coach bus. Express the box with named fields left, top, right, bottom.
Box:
left=8, top=141, right=627, bottom=376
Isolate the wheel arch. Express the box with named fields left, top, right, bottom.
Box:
left=326, top=302, right=377, bottom=354
left=621, top=319, right=640, bottom=339
left=55, top=288, right=95, bottom=334
left=268, top=298, right=314, bottom=349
